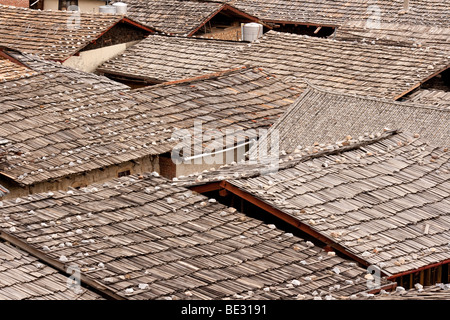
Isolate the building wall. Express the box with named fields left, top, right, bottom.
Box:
left=159, top=144, right=248, bottom=179
left=0, top=155, right=159, bottom=200
left=78, top=0, right=106, bottom=13
left=43, top=0, right=106, bottom=12
left=203, top=26, right=242, bottom=41
left=63, top=40, right=140, bottom=73
left=43, top=0, right=58, bottom=10
left=0, top=0, right=28, bottom=7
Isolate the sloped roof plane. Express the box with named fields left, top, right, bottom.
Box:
left=0, top=173, right=392, bottom=300
left=250, top=84, right=450, bottom=158
left=0, top=5, right=155, bottom=61
left=181, top=131, right=450, bottom=279
left=0, top=51, right=301, bottom=187
left=97, top=34, right=247, bottom=83
left=122, top=0, right=263, bottom=36
left=233, top=0, right=450, bottom=27
left=218, top=30, right=450, bottom=100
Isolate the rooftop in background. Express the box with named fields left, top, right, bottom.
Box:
left=402, top=89, right=450, bottom=109
left=0, top=173, right=392, bottom=300
left=335, top=20, right=450, bottom=50
left=182, top=131, right=450, bottom=279
left=218, top=31, right=449, bottom=100
left=249, top=84, right=450, bottom=158
left=97, top=34, right=246, bottom=84
left=0, top=5, right=155, bottom=61
left=120, top=0, right=262, bottom=36
left=350, top=0, right=450, bottom=27
left=0, top=51, right=301, bottom=187
left=232, top=0, right=450, bottom=27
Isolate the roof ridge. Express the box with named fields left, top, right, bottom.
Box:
left=130, top=65, right=274, bottom=91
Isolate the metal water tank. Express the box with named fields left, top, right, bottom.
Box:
left=99, top=5, right=117, bottom=14
left=113, top=2, right=127, bottom=14
left=241, top=22, right=263, bottom=42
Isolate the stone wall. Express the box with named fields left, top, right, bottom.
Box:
left=0, top=154, right=159, bottom=199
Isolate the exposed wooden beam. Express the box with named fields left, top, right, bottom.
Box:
left=219, top=181, right=380, bottom=272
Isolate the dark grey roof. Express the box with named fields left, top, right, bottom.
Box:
left=250, top=84, right=450, bottom=158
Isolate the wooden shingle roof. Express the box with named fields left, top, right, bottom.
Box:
left=232, top=0, right=356, bottom=26
left=0, top=5, right=155, bottom=61
left=0, top=52, right=301, bottom=186
left=348, top=0, right=450, bottom=27
left=218, top=30, right=450, bottom=100
left=250, top=84, right=450, bottom=158
left=232, top=0, right=450, bottom=27
left=183, top=131, right=450, bottom=277
left=0, top=241, right=104, bottom=299
left=375, top=283, right=450, bottom=300
left=122, top=0, right=223, bottom=35
left=0, top=53, right=36, bottom=81
left=97, top=35, right=246, bottom=83
left=0, top=173, right=391, bottom=300
left=402, top=89, right=450, bottom=109
left=121, top=0, right=257, bottom=36
left=335, top=20, right=450, bottom=50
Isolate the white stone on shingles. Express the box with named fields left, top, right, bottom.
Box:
left=291, top=279, right=301, bottom=286
left=138, top=283, right=149, bottom=290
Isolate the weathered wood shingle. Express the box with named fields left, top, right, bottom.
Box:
left=0, top=52, right=301, bottom=186
left=250, top=84, right=450, bottom=157
left=402, top=89, right=450, bottom=109
left=218, top=30, right=449, bottom=99
left=0, top=54, right=36, bottom=81
left=233, top=0, right=450, bottom=27
left=0, top=174, right=390, bottom=300
left=335, top=21, right=450, bottom=50
left=0, top=241, right=104, bottom=299
left=97, top=35, right=246, bottom=83
left=0, top=5, right=154, bottom=61
left=185, top=132, right=450, bottom=277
